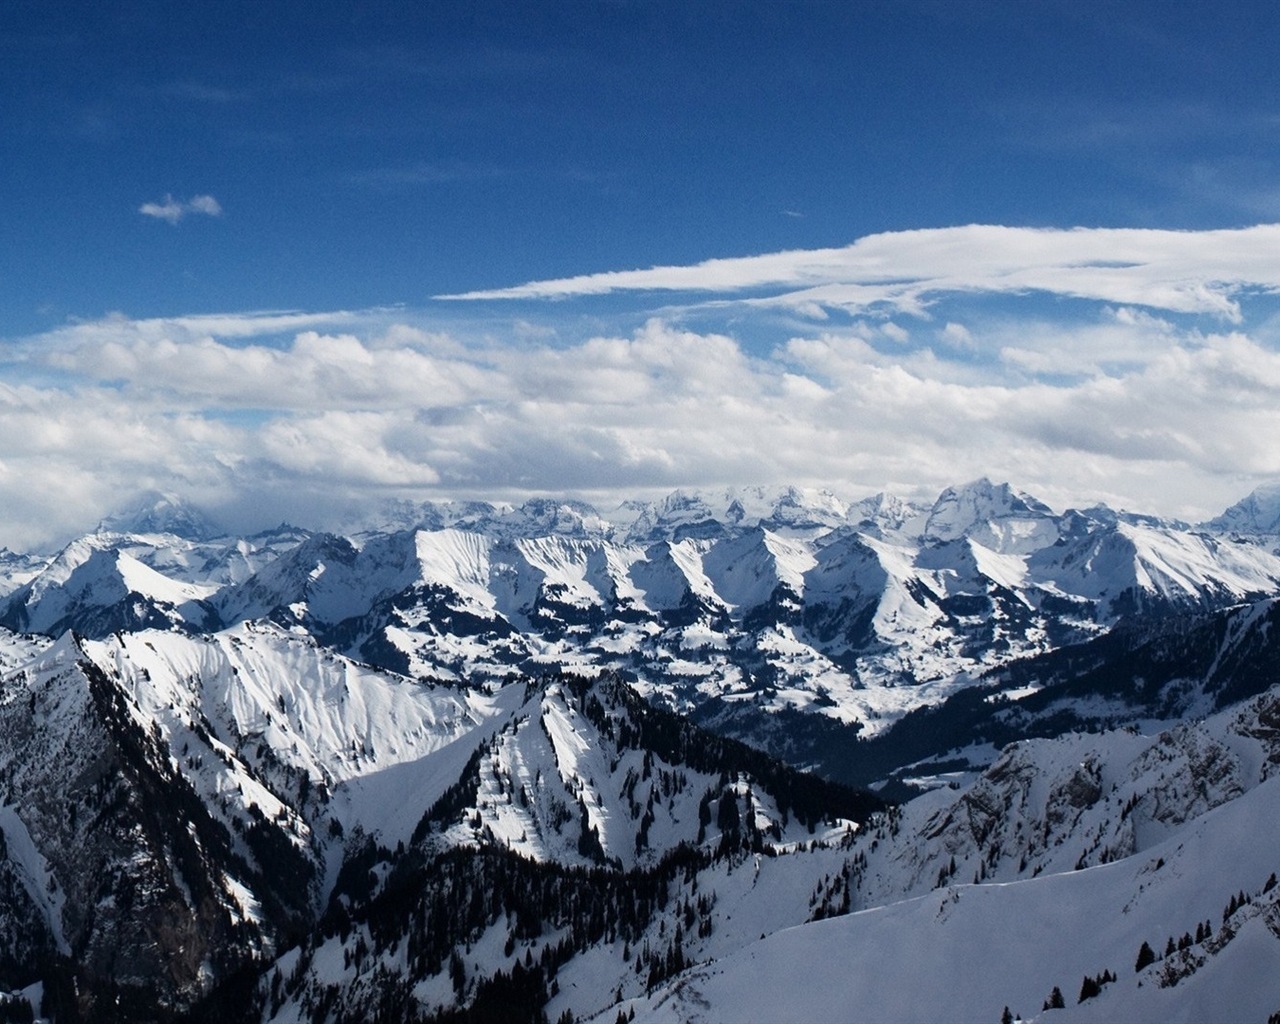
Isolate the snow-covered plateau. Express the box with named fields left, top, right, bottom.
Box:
left=0, top=480, right=1279, bottom=1022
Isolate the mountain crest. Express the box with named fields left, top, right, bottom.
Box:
left=96, top=490, right=222, bottom=541
left=923, top=478, right=1059, bottom=552
left=1205, top=481, right=1280, bottom=537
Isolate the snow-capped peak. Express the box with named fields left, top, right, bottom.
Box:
left=96, top=490, right=222, bottom=541
left=922, top=478, right=1059, bottom=553
left=1204, top=481, right=1280, bottom=537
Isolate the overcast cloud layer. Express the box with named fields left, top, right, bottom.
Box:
left=6, top=223, right=1280, bottom=550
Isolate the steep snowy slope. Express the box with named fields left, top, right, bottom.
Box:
left=0, top=549, right=51, bottom=600
left=0, top=632, right=288, bottom=1018
left=215, top=532, right=387, bottom=629
left=1033, top=519, right=1280, bottom=621
left=409, top=674, right=877, bottom=870
left=1203, top=480, right=1280, bottom=539
left=627, top=792, right=1280, bottom=1024
left=124, top=523, right=312, bottom=588
left=922, top=478, right=1061, bottom=553
left=787, top=595, right=1280, bottom=791
left=339, top=497, right=613, bottom=544
left=253, top=671, right=883, bottom=1024
left=95, top=491, right=223, bottom=541
left=79, top=623, right=509, bottom=848
left=0, top=480, right=1277, bottom=1022
left=255, top=672, right=1280, bottom=1024
left=616, top=485, right=854, bottom=544
left=94, top=491, right=309, bottom=586
left=625, top=683, right=1280, bottom=1024
left=0, top=537, right=221, bottom=636
left=0, top=623, right=519, bottom=1018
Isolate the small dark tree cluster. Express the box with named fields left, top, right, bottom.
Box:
left=809, top=857, right=860, bottom=921
left=0, top=995, right=34, bottom=1024
left=1077, top=968, right=1115, bottom=1003
left=1223, top=889, right=1252, bottom=922
left=555, top=673, right=885, bottom=830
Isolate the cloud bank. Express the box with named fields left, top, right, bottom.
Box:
left=6, top=224, right=1280, bottom=549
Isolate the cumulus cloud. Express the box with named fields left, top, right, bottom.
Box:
left=439, top=223, right=1280, bottom=322
left=11, top=221, right=1280, bottom=548
left=940, top=322, right=975, bottom=349
left=3, top=295, right=1279, bottom=552
left=138, top=193, right=223, bottom=224
left=880, top=322, right=910, bottom=344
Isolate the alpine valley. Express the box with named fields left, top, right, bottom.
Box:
left=2, top=480, right=1280, bottom=1022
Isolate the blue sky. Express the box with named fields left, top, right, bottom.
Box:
left=3, top=1, right=1280, bottom=546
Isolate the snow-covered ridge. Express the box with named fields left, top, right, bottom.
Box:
left=623, top=682, right=1280, bottom=1024
left=0, top=475, right=1279, bottom=1020
left=7, top=480, right=1280, bottom=746
left=254, top=653, right=1280, bottom=1024
left=0, top=617, right=883, bottom=1019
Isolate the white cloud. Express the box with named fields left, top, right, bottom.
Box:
left=12, top=213, right=1280, bottom=550
left=40, top=326, right=507, bottom=413
left=3, top=302, right=1277, bottom=551
left=186, top=194, right=223, bottom=216
left=439, top=223, right=1280, bottom=322
left=881, top=322, right=910, bottom=344
left=139, top=193, right=223, bottom=224
left=941, top=322, right=975, bottom=348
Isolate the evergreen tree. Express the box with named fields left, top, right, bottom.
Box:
left=1135, top=940, right=1156, bottom=971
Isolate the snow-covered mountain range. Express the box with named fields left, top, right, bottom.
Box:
left=7, top=481, right=1280, bottom=754
left=1, top=480, right=1280, bottom=1021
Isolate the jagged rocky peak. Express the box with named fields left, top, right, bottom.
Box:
left=0, top=547, right=53, bottom=599
left=96, top=490, right=222, bottom=541
left=343, top=496, right=613, bottom=542
left=620, top=485, right=852, bottom=543
left=338, top=497, right=452, bottom=536
left=1205, top=481, right=1280, bottom=537
left=922, top=478, right=1060, bottom=553
left=485, top=497, right=612, bottom=539
left=846, top=491, right=929, bottom=538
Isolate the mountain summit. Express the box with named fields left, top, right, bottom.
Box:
left=95, top=491, right=223, bottom=541
left=1204, top=481, right=1280, bottom=537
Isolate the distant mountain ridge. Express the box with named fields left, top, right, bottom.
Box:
left=7, top=480, right=1280, bottom=755
left=0, top=481, right=1278, bottom=1020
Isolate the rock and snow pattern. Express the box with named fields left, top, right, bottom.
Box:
left=0, top=480, right=1277, bottom=1021
left=9, top=479, right=1280, bottom=747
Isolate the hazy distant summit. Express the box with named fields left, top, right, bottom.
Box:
left=96, top=490, right=223, bottom=541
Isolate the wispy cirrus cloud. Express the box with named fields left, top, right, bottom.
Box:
left=438, top=223, right=1280, bottom=323
left=138, top=193, right=223, bottom=225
